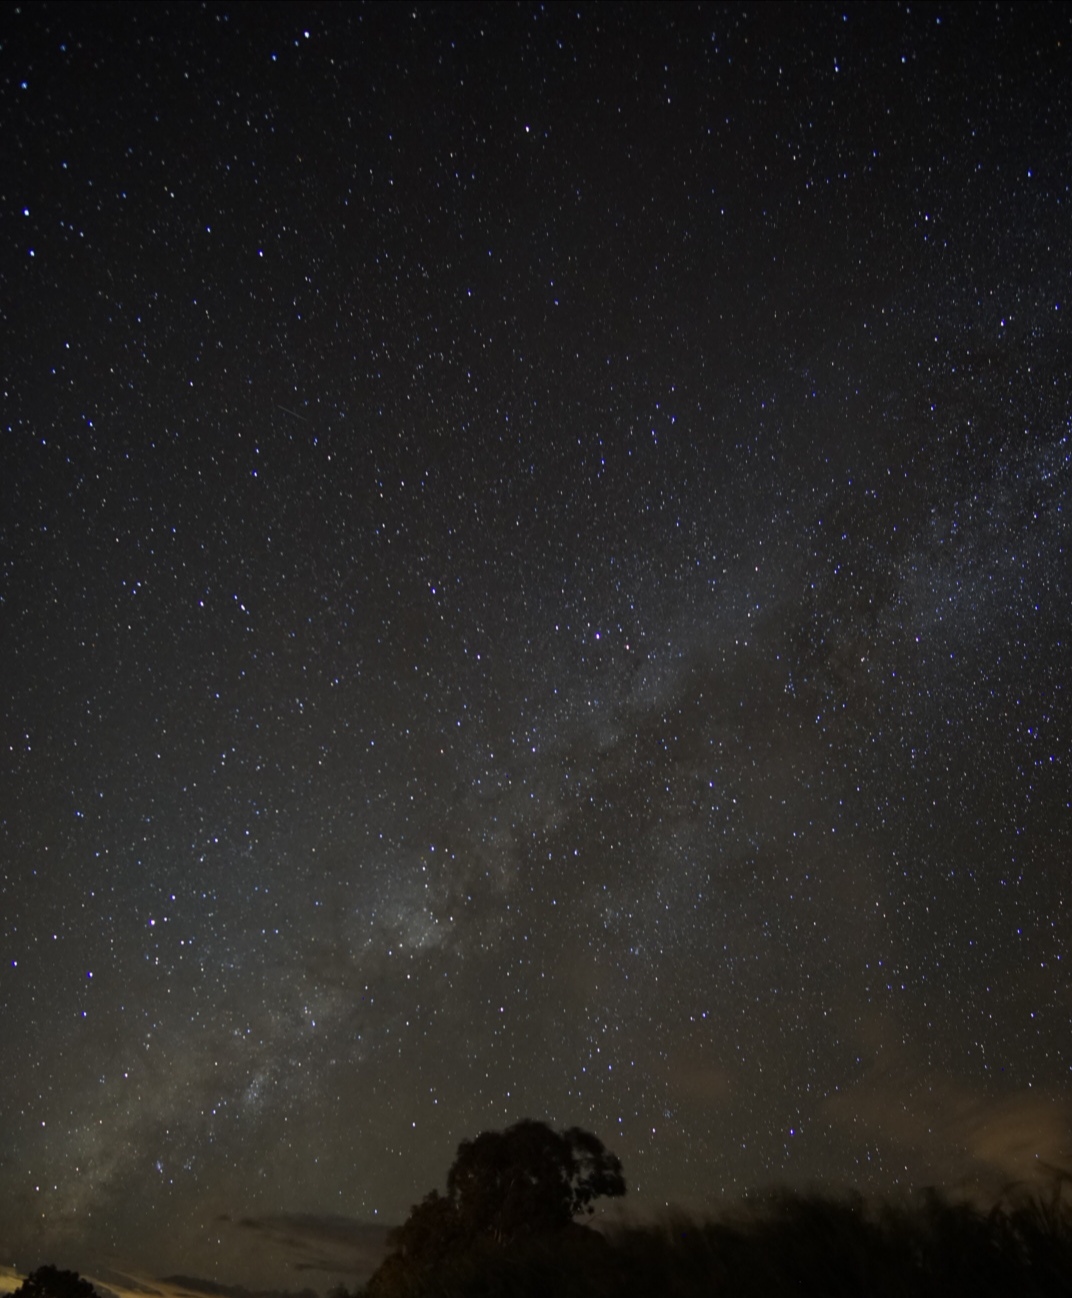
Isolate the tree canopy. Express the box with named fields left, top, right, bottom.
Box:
left=11, top=1268, right=98, bottom=1298
left=446, top=1119, right=626, bottom=1243
left=368, top=1120, right=625, bottom=1291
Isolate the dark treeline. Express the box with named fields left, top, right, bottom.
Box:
left=336, top=1120, right=1072, bottom=1298
left=342, top=1182, right=1072, bottom=1298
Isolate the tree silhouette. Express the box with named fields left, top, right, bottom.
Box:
left=367, top=1119, right=625, bottom=1293
left=11, top=1268, right=98, bottom=1298
left=447, top=1119, right=625, bottom=1244
left=390, top=1187, right=468, bottom=1264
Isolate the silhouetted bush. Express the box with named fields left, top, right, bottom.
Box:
left=10, top=1267, right=98, bottom=1298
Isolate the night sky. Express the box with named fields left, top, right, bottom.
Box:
left=2, top=1, right=1070, bottom=1288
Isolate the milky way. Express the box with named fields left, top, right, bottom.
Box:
left=1, top=3, right=1069, bottom=1287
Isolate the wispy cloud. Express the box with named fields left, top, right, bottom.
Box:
left=223, top=1212, right=390, bottom=1278
left=824, top=1041, right=1071, bottom=1193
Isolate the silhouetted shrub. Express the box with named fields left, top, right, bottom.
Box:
left=11, top=1267, right=98, bottom=1298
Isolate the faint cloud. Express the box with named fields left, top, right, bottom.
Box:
left=225, top=1212, right=390, bottom=1278
left=965, top=1092, right=1071, bottom=1184
left=824, top=1041, right=1071, bottom=1192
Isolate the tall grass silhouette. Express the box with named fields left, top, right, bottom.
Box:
left=355, top=1173, right=1072, bottom=1297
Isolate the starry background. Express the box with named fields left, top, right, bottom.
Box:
left=1, top=1, right=1070, bottom=1288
